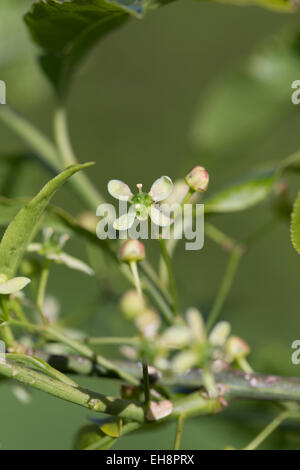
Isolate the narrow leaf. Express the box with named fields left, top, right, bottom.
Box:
left=205, top=171, right=277, bottom=214
left=100, top=418, right=122, bottom=438
left=5, top=353, right=78, bottom=387
left=196, top=0, right=297, bottom=11
left=0, top=163, right=94, bottom=278
left=291, top=192, right=300, bottom=254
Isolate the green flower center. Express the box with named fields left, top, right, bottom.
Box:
left=131, top=192, right=153, bottom=207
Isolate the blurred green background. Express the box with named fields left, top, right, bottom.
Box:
left=1, top=0, right=300, bottom=449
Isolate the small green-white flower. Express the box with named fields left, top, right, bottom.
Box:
left=28, top=228, right=94, bottom=276
left=159, top=325, right=192, bottom=349
left=0, top=274, right=31, bottom=295
left=208, top=321, right=231, bottom=347
left=108, top=176, right=174, bottom=230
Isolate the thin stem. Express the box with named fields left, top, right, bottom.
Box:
left=181, top=188, right=195, bottom=208
left=54, top=105, right=76, bottom=166
left=141, top=260, right=173, bottom=305
left=0, top=358, right=221, bottom=421
left=140, top=270, right=174, bottom=324
left=9, top=299, right=28, bottom=323
left=30, top=352, right=300, bottom=404
left=121, top=263, right=174, bottom=325
left=36, top=259, right=51, bottom=323
left=0, top=297, right=15, bottom=347
left=54, top=105, right=104, bottom=208
left=0, top=359, right=145, bottom=422
left=1, top=318, right=139, bottom=385
left=88, top=336, right=140, bottom=346
left=174, top=414, right=186, bottom=450
left=130, top=261, right=143, bottom=300
left=243, top=411, right=289, bottom=450
left=160, top=188, right=195, bottom=281
left=206, top=245, right=243, bottom=332
left=0, top=105, right=59, bottom=167
left=204, top=223, right=235, bottom=252
left=143, top=362, right=151, bottom=409
left=159, top=238, right=179, bottom=317
left=0, top=105, right=103, bottom=209
left=0, top=296, right=10, bottom=322
left=46, top=325, right=139, bottom=386
left=238, top=357, right=253, bottom=374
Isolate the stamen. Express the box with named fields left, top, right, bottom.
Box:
left=137, top=183, right=143, bottom=194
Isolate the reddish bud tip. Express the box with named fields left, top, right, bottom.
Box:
left=185, top=166, right=209, bottom=192
left=119, top=239, right=145, bottom=263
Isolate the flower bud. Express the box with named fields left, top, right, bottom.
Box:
left=119, top=239, right=145, bottom=263
left=120, top=289, right=146, bottom=319
left=185, top=307, right=206, bottom=343
left=185, top=166, right=209, bottom=192
left=120, top=345, right=138, bottom=361
left=225, top=336, right=250, bottom=361
left=78, top=211, right=98, bottom=232
left=159, top=325, right=192, bottom=349
left=172, top=350, right=198, bottom=374
left=135, top=308, right=161, bottom=338
left=208, top=321, right=231, bottom=347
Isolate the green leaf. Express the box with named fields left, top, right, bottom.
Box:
left=100, top=418, right=122, bottom=437
left=0, top=163, right=94, bottom=278
left=24, top=0, right=172, bottom=95
left=74, top=424, right=107, bottom=450
left=0, top=197, right=68, bottom=231
left=291, top=192, right=300, bottom=254
left=205, top=171, right=277, bottom=214
left=0, top=196, right=117, bottom=262
left=190, top=30, right=300, bottom=157
left=5, top=353, right=78, bottom=387
left=196, top=0, right=297, bottom=12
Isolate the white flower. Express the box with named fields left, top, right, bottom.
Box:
left=107, top=176, right=174, bottom=230
left=0, top=274, right=31, bottom=295
left=27, top=229, right=94, bottom=276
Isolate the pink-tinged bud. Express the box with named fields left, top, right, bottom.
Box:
left=185, top=166, right=209, bottom=192
left=119, top=239, right=145, bottom=263
left=135, top=308, right=161, bottom=339
left=78, top=211, right=98, bottom=231
left=225, top=336, right=250, bottom=361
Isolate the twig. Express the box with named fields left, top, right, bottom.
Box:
left=174, top=414, right=185, bottom=450
left=159, top=238, right=179, bottom=317
left=206, top=244, right=244, bottom=332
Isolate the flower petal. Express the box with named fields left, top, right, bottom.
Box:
left=150, top=206, right=173, bottom=227
left=134, top=204, right=149, bottom=221
left=48, top=252, right=94, bottom=276
left=27, top=243, right=42, bottom=253
left=149, top=176, right=173, bottom=202
left=108, top=180, right=133, bottom=201
left=0, top=277, right=31, bottom=294
left=113, top=209, right=136, bottom=231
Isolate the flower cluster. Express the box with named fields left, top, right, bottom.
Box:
left=119, top=294, right=250, bottom=375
